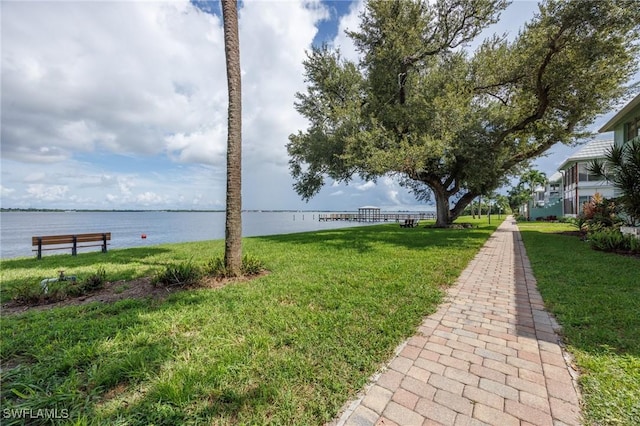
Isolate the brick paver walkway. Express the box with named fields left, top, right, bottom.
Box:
left=333, top=217, right=581, bottom=426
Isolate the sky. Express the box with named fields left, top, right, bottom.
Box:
left=1, top=0, right=638, bottom=211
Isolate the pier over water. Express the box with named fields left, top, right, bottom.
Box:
left=318, top=206, right=435, bottom=222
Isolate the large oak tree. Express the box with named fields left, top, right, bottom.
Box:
left=288, top=0, right=640, bottom=226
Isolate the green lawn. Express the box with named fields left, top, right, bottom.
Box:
left=518, top=222, right=640, bottom=426
left=1, top=217, right=498, bottom=425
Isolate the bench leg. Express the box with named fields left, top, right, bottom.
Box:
left=72, top=235, right=77, bottom=256
left=102, top=234, right=107, bottom=253
left=37, top=238, right=42, bottom=260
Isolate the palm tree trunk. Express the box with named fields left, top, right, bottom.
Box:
left=222, top=0, right=242, bottom=276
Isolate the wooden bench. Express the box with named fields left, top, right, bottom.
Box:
left=400, top=219, right=419, bottom=228
left=32, top=233, right=111, bottom=259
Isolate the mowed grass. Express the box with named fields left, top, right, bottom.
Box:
left=518, top=222, right=640, bottom=425
left=1, top=217, right=498, bottom=425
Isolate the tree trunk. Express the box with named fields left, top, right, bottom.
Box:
left=222, top=0, right=242, bottom=276
left=433, top=188, right=451, bottom=227
left=426, top=179, right=477, bottom=227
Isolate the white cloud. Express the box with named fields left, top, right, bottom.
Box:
left=330, top=0, right=364, bottom=62
left=1, top=186, right=15, bottom=197
left=355, top=181, right=376, bottom=191
left=0, top=0, right=333, bottom=210
left=26, top=184, right=69, bottom=201
left=136, top=191, right=166, bottom=205
left=165, top=127, right=226, bottom=165
left=1, top=1, right=226, bottom=161
left=24, top=172, right=47, bottom=183
left=117, top=177, right=135, bottom=196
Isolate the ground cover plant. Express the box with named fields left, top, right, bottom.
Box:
left=518, top=221, right=640, bottom=425
left=1, top=217, right=497, bottom=425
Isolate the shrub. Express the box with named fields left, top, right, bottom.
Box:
left=240, top=254, right=267, bottom=276
left=11, top=280, right=43, bottom=304
left=82, top=266, right=107, bottom=292
left=206, top=255, right=266, bottom=278
left=153, top=260, right=203, bottom=288
left=582, top=192, right=622, bottom=232
left=588, top=229, right=640, bottom=254
left=11, top=268, right=108, bottom=304
left=569, top=215, right=588, bottom=233
left=206, top=257, right=227, bottom=277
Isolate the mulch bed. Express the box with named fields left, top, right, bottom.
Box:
left=2, top=272, right=267, bottom=316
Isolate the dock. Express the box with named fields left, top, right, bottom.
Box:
left=318, top=206, right=435, bottom=222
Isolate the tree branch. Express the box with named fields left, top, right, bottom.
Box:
left=450, top=191, right=477, bottom=218
left=494, top=25, right=569, bottom=144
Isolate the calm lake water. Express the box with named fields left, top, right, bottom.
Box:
left=0, top=211, right=374, bottom=259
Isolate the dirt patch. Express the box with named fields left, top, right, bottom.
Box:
left=1, top=271, right=269, bottom=316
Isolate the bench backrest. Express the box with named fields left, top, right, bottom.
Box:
left=32, top=233, right=111, bottom=246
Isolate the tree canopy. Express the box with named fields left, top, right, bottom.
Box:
left=288, top=0, right=640, bottom=226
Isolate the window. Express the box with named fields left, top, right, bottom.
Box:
left=626, top=116, right=640, bottom=142
left=564, top=198, right=575, bottom=215
left=578, top=163, right=604, bottom=182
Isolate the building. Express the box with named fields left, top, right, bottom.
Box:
left=598, top=93, right=640, bottom=229
left=598, top=93, right=640, bottom=149
left=535, top=94, right=640, bottom=220
left=529, top=172, right=563, bottom=220
left=598, top=92, right=640, bottom=199
left=557, top=139, right=615, bottom=217
left=545, top=172, right=563, bottom=206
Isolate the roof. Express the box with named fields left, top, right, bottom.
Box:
left=548, top=171, right=563, bottom=183
left=598, top=93, right=640, bottom=133
left=358, top=206, right=379, bottom=210
left=557, top=139, right=613, bottom=170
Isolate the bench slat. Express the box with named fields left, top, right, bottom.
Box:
left=33, top=244, right=106, bottom=252
left=32, top=233, right=111, bottom=245
left=76, top=233, right=111, bottom=243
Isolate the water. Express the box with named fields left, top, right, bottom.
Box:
left=0, top=211, right=373, bottom=259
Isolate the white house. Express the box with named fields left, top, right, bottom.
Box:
left=557, top=139, right=615, bottom=217
left=544, top=172, right=563, bottom=206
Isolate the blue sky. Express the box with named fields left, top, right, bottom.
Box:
left=1, top=1, right=637, bottom=211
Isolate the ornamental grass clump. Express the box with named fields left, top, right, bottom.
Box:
left=152, top=260, right=203, bottom=288
left=206, top=254, right=266, bottom=278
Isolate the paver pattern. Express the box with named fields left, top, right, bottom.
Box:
left=333, top=217, right=581, bottom=426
